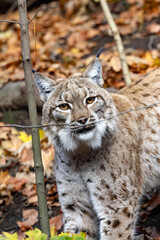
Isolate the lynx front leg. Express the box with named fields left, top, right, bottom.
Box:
left=59, top=182, right=98, bottom=239
left=98, top=208, right=135, bottom=240
left=88, top=178, right=139, bottom=240
left=94, top=197, right=137, bottom=240
left=55, top=167, right=98, bottom=239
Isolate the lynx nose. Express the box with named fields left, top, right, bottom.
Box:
left=77, top=116, right=88, bottom=125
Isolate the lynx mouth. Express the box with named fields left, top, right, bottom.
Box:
left=72, top=125, right=95, bottom=135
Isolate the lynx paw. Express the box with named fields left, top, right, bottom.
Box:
left=64, top=223, right=80, bottom=234
left=64, top=223, right=96, bottom=240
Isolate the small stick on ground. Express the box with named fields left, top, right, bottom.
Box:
left=100, top=0, right=131, bottom=85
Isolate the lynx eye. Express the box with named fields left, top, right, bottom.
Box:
left=86, top=97, right=96, bottom=105
left=58, top=103, right=70, bottom=111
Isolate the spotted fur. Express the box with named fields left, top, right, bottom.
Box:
left=34, top=57, right=160, bottom=240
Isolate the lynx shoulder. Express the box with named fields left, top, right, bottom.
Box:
left=34, top=56, right=160, bottom=240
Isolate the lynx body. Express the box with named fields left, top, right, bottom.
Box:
left=34, top=56, right=160, bottom=240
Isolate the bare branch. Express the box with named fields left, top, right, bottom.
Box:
left=0, top=19, right=19, bottom=24
left=28, top=5, right=43, bottom=24
left=3, top=1, right=18, bottom=20
left=0, top=3, right=42, bottom=25
left=100, top=0, right=131, bottom=85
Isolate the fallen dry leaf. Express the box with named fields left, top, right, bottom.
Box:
left=0, top=171, right=12, bottom=205
left=146, top=23, right=160, bottom=34
left=109, top=55, right=121, bottom=72
left=17, top=221, right=33, bottom=232
left=19, top=147, right=34, bottom=166
left=145, top=226, right=160, bottom=238
left=0, top=170, right=11, bottom=185
left=28, top=195, right=38, bottom=205
left=41, top=146, right=54, bottom=177
left=7, top=177, right=27, bottom=191
left=147, top=194, right=160, bottom=211
left=49, top=214, right=63, bottom=232
left=0, top=184, right=12, bottom=206
left=17, top=209, right=38, bottom=232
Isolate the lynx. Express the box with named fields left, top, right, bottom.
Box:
left=34, top=53, right=160, bottom=240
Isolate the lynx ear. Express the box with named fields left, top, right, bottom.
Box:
left=34, top=72, right=55, bottom=102
left=82, top=57, right=103, bottom=86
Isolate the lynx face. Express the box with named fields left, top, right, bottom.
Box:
left=34, top=57, right=117, bottom=151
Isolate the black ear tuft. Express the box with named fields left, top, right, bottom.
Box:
left=96, top=47, right=104, bottom=58
left=82, top=57, right=103, bottom=86
left=32, top=69, right=36, bottom=73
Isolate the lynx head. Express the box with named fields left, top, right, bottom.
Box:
left=34, top=56, right=117, bottom=151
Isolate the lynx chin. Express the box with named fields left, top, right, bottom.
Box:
left=34, top=53, right=160, bottom=240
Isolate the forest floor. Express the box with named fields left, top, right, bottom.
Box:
left=1, top=0, right=160, bottom=239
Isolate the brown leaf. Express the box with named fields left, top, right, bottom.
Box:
left=7, top=177, right=27, bottom=191
left=23, top=209, right=38, bottom=219
left=2, top=137, right=22, bottom=156
left=22, top=187, right=38, bottom=205
left=147, top=194, right=160, bottom=211
left=41, top=145, right=54, bottom=177
left=17, top=221, right=33, bottom=232
left=146, top=23, right=160, bottom=34
left=28, top=195, right=38, bottom=205
left=109, top=56, right=121, bottom=72
left=22, top=188, right=37, bottom=198
left=19, top=146, right=33, bottom=166
left=139, top=210, right=149, bottom=223
left=0, top=184, right=12, bottom=206
left=0, top=170, right=13, bottom=205
left=49, top=214, right=63, bottom=231
left=145, top=226, right=160, bottom=238
left=17, top=209, right=38, bottom=232
left=0, top=170, right=11, bottom=185
left=127, top=55, right=149, bottom=67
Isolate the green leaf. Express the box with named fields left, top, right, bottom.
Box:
left=0, top=235, right=6, bottom=240
left=1, top=230, right=86, bottom=240
left=25, top=228, right=47, bottom=240
left=50, top=232, right=86, bottom=240
left=50, top=233, right=71, bottom=240
left=73, top=232, right=86, bottom=240
left=50, top=227, right=56, bottom=238
left=2, top=232, right=17, bottom=240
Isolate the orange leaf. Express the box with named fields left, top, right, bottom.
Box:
left=146, top=23, right=160, bottom=34
left=17, top=209, right=38, bottom=232
left=49, top=214, right=63, bottom=231
left=17, top=221, right=33, bottom=232
left=109, top=56, right=121, bottom=72
left=7, top=177, right=27, bottom=191
left=0, top=170, right=11, bottom=185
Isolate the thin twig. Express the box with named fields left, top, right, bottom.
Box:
left=100, top=0, right=131, bottom=85
left=28, top=5, right=43, bottom=24
left=0, top=4, right=42, bottom=25
left=2, top=1, right=17, bottom=20
left=0, top=20, right=19, bottom=24
left=1, top=101, right=160, bottom=129
left=27, top=0, right=39, bottom=8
